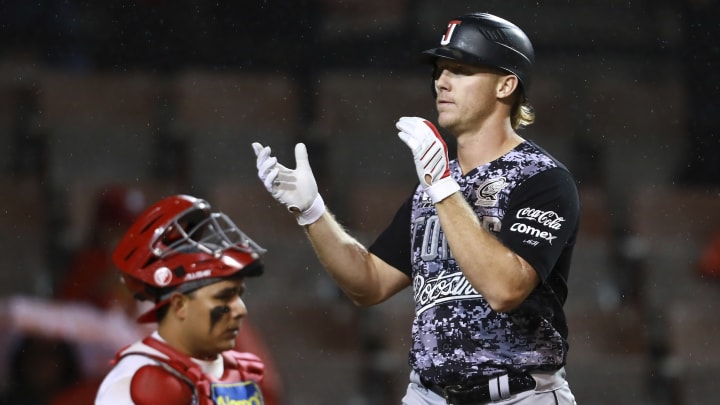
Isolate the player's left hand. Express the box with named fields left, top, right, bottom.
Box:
left=252, top=142, right=325, bottom=225
left=396, top=116, right=460, bottom=203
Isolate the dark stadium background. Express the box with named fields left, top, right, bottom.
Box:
left=1, top=1, right=718, bottom=403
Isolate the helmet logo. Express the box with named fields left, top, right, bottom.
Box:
left=440, top=20, right=462, bottom=46
left=153, top=267, right=173, bottom=286
left=185, top=269, right=212, bottom=281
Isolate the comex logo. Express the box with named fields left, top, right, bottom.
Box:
left=510, top=223, right=557, bottom=245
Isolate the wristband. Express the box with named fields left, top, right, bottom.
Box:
left=295, top=194, right=326, bottom=225
left=426, top=177, right=460, bottom=203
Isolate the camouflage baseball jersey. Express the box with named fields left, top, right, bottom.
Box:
left=370, top=140, right=580, bottom=386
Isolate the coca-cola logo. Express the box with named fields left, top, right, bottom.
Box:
left=413, top=271, right=482, bottom=315
left=515, top=207, right=565, bottom=230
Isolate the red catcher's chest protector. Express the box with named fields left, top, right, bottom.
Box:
left=116, top=336, right=265, bottom=405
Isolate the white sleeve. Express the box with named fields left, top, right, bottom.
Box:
left=95, top=355, right=158, bottom=405
left=5, top=295, right=144, bottom=347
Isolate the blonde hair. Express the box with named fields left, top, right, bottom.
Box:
left=511, top=95, right=535, bottom=130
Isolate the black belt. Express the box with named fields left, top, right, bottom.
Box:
left=420, top=373, right=537, bottom=404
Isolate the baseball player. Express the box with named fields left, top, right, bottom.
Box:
left=253, top=12, right=580, bottom=405
left=95, top=194, right=268, bottom=405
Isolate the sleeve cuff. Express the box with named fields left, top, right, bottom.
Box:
left=427, top=177, right=460, bottom=203
left=297, top=194, right=326, bottom=225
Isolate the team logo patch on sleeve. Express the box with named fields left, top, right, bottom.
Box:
left=211, top=381, right=264, bottom=405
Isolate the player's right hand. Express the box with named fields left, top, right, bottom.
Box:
left=396, top=116, right=460, bottom=203
left=252, top=142, right=325, bottom=225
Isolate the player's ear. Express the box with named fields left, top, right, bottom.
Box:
left=169, top=293, right=189, bottom=321
left=496, top=74, right=519, bottom=99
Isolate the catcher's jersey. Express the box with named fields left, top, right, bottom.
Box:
left=370, top=140, right=580, bottom=385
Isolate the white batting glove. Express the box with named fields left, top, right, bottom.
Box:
left=396, top=116, right=460, bottom=203
left=252, top=142, right=325, bottom=225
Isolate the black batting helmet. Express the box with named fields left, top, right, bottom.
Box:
left=422, top=13, right=535, bottom=93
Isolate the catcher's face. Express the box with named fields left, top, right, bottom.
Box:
left=181, top=278, right=247, bottom=359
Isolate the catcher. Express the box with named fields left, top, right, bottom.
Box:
left=95, top=194, right=268, bottom=405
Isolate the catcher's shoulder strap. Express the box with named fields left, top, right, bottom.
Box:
left=222, top=350, right=265, bottom=383
left=140, top=336, right=208, bottom=385
left=113, top=338, right=203, bottom=405
left=138, top=337, right=265, bottom=385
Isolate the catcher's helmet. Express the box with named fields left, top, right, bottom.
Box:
left=422, top=13, right=535, bottom=93
left=112, top=194, right=265, bottom=323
